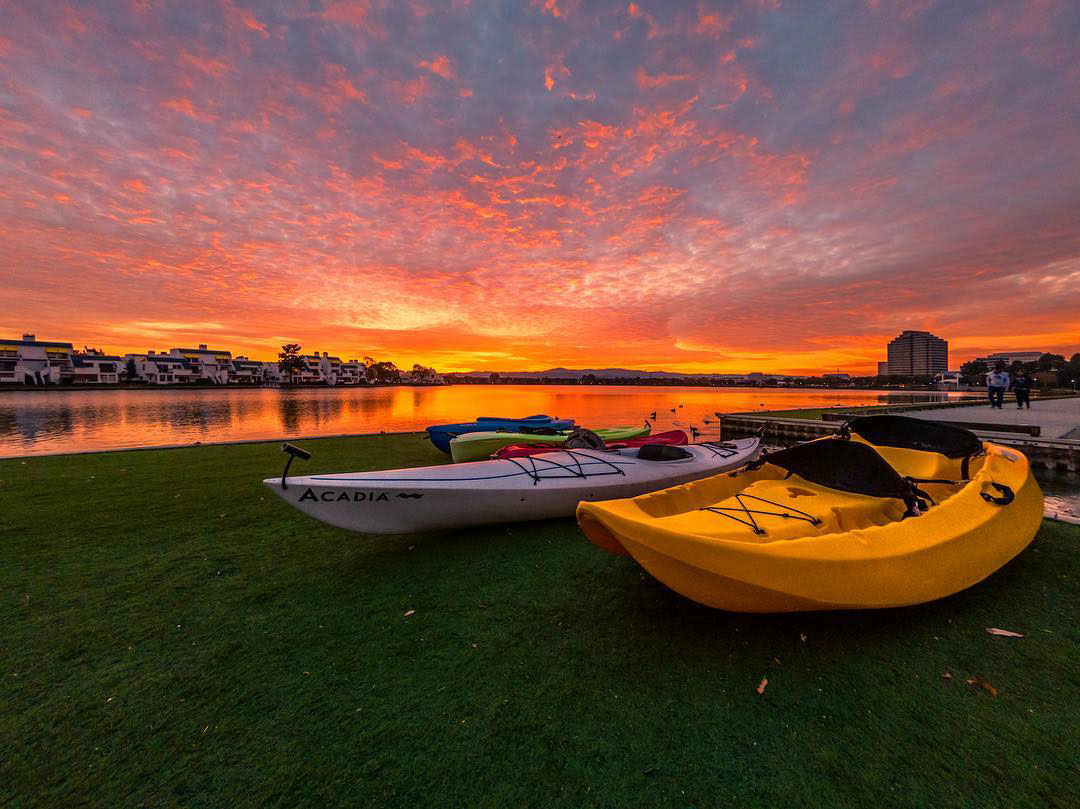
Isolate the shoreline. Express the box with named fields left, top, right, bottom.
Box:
left=0, top=382, right=986, bottom=394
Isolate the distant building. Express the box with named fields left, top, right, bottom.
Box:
left=73, top=354, right=122, bottom=384
left=230, top=357, right=269, bottom=384
left=877, top=361, right=890, bottom=376
left=339, top=360, right=365, bottom=385
left=975, top=350, right=1043, bottom=366
left=884, top=330, right=948, bottom=376
left=0, top=334, right=75, bottom=385
left=318, top=352, right=344, bottom=385
left=124, top=352, right=196, bottom=384
left=823, top=372, right=851, bottom=383
left=169, top=344, right=234, bottom=384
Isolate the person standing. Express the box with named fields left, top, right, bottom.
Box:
left=986, top=362, right=1010, bottom=409
left=1012, top=369, right=1032, bottom=409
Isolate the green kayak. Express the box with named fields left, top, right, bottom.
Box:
left=449, top=425, right=651, bottom=463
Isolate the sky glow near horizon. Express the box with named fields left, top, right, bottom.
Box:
left=1, top=0, right=1078, bottom=373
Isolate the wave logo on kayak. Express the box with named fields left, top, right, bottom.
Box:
left=298, top=488, right=425, bottom=503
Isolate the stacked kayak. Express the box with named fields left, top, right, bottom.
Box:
left=449, top=424, right=650, bottom=463
left=266, top=437, right=760, bottom=534
left=427, top=414, right=574, bottom=453
left=494, top=430, right=688, bottom=460
left=577, top=416, right=1042, bottom=612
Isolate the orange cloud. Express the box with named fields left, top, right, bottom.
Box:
left=419, top=54, right=454, bottom=80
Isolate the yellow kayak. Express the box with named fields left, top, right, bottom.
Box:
left=577, top=416, right=1043, bottom=612
left=449, top=424, right=650, bottom=463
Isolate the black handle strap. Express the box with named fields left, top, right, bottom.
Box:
left=981, top=483, right=1014, bottom=506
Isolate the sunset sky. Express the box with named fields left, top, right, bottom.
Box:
left=2, top=0, right=1077, bottom=374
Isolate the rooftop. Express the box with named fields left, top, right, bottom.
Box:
left=0, top=338, right=75, bottom=349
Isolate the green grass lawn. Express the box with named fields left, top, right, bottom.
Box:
left=2, top=435, right=1077, bottom=808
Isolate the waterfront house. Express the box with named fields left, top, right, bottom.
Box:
left=230, top=357, right=267, bottom=384
left=0, top=334, right=75, bottom=385
left=408, top=367, right=444, bottom=384
left=289, top=355, right=323, bottom=384
left=124, top=352, right=197, bottom=384
left=168, top=345, right=233, bottom=384
left=73, top=353, right=122, bottom=384
left=339, top=360, right=365, bottom=385
left=317, top=352, right=344, bottom=385
left=258, top=361, right=283, bottom=384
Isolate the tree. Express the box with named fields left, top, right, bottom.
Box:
left=1037, top=353, right=1065, bottom=371
left=125, top=356, right=138, bottom=382
left=277, top=343, right=306, bottom=379
left=489, top=372, right=500, bottom=384
left=366, top=361, right=400, bottom=383
left=959, top=359, right=988, bottom=385
left=410, top=363, right=436, bottom=382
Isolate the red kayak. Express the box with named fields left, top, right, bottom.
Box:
left=492, top=430, right=688, bottom=459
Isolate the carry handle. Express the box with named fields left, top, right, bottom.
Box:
left=280, top=442, right=311, bottom=490
left=980, top=482, right=1014, bottom=506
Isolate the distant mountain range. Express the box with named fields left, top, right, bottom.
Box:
left=450, top=367, right=794, bottom=380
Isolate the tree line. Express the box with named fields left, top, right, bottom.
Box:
left=277, top=344, right=437, bottom=383
left=959, top=352, right=1080, bottom=387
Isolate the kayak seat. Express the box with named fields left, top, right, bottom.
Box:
left=637, top=444, right=693, bottom=462
left=649, top=478, right=907, bottom=542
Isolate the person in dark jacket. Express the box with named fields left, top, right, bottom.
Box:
left=1012, top=369, right=1032, bottom=409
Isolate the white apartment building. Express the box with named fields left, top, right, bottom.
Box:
left=339, top=360, right=365, bottom=385
left=73, top=354, right=122, bottom=383
left=168, top=345, right=234, bottom=384
left=124, top=352, right=197, bottom=384
left=0, top=334, right=76, bottom=385
left=317, top=352, right=343, bottom=385
left=230, top=357, right=266, bottom=384
left=975, top=350, right=1044, bottom=366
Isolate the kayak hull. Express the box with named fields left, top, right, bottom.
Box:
left=426, top=415, right=574, bottom=453
left=577, top=440, right=1043, bottom=612
left=449, top=425, right=650, bottom=463
left=265, top=438, right=759, bottom=534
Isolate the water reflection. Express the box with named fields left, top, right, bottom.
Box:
left=0, top=385, right=979, bottom=457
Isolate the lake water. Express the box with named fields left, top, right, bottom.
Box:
left=3, top=384, right=1075, bottom=516
left=0, top=384, right=976, bottom=456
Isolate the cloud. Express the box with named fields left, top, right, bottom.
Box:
left=0, top=0, right=1076, bottom=373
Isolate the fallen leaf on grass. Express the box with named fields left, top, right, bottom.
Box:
left=471, top=642, right=478, bottom=649
left=799, top=633, right=807, bottom=643
left=942, top=671, right=952, bottom=680
left=403, top=609, right=415, bottom=618
left=986, top=628, right=1024, bottom=637
left=756, top=676, right=768, bottom=695
left=965, top=678, right=998, bottom=697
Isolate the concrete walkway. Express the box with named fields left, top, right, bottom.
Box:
left=907, top=396, right=1080, bottom=439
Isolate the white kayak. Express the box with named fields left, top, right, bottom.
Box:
left=264, top=438, right=760, bottom=534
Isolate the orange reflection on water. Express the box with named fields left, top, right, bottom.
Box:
left=0, top=385, right=973, bottom=456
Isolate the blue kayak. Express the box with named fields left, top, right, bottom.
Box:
left=427, top=415, right=575, bottom=453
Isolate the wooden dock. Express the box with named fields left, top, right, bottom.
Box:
left=717, top=413, right=1080, bottom=482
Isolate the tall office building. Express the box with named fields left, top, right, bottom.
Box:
left=884, top=330, right=948, bottom=376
